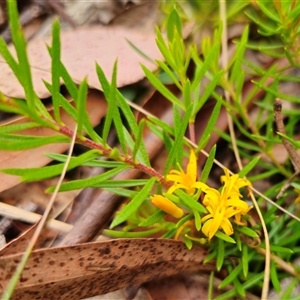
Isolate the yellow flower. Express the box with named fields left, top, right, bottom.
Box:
left=151, top=194, right=184, bottom=218
left=166, top=150, right=199, bottom=195
left=201, top=205, right=234, bottom=240
left=220, top=168, right=251, bottom=195
left=200, top=168, right=252, bottom=239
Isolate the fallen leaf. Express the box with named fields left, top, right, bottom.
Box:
left=0, top=238, right=214, bottom=300
left=0, top=26, right=162, bottom=98
left=0, top=223, right=49, bottom=256
left=0, top=90, right=107, bottom=193
left=144, top=275, right=192, bottom=300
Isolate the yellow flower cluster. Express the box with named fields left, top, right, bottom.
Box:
left=150, top=150, right=252, bottom=240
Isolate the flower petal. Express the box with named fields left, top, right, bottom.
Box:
left=187, top=150, right=197, bottom=181
left=151, top=194, right=184, bottom=218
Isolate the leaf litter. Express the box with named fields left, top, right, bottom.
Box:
left=0, top=239, right=213, bottom=300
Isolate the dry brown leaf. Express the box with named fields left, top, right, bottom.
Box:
left=144, top=275, right=192, bottom=300
left=0, top=239, right=213, bottom=300
left=0, top=223, right=50, bottom=256
left=0, top=90, right=107, bottom=193
left=0, top=26, right=162, bottom=98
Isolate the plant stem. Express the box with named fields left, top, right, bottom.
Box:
left=58, top=125, right=171, bottom=188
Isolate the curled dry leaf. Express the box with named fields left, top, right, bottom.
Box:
left=0, top=239, right=213, bottom=300
left=0, top=26, right=162, bottom=98
left=0, top=91, right=107, bottom=193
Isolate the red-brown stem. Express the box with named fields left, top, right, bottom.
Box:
left=189, top=122, right=196, bottom=144
left=58, top=125, right=172, bottom=188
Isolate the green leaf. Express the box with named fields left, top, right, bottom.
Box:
left=277, top=132, right=300, bottom=148
left=234, top=229, right=242, bottom=251
left=50, top=19, right=61, bottom=123
left=270, top=260, right=281, bottom=294
left=167, top=7, right=182, bottom=42
left=132, top=119, right=149, bottom=166
left=156, top=61, right=181, bottom=89
left=191, top=42, right=220, bottom=91
left=0, top=122, right=40, bottom=134
left=110, top=177, right=156, bottom=228
left=105, top=188, right=138, bottom=198
left=115, top=94, right=148, bottom=164
left=238, top=156, right=260, bottom=177
left=7, top=0, right=36, bottom=114
left=139, top=210, right=166, bottom=227
left=0, top=38, right=19, bottom=80
left=164, top=104, right=192, bottom=174
left=60, top=62, right=78, bottom=101
left=219, top=264, right=242, bottom=289
left=3, top=150, right=100, bottom=181
left=193, top=209, right=201, bottom=231
left=47, top=165, right=129, bottom=192
left=215, top=231, right=236, bottom=243
left=175, top=190, right=207, bottom=213
left=236, top=226, right=259, bottom=238
left=162, top=228, right=177, bottom=239
left=155, top=28, right=176, bottom=70
left=125, top=38, right=154, bottom=64
left=197, top=100, right=222, bottom=151
left=116, top=91, right=139, bottom=138
left=270, top=245, right=293, bottom=254
left=112, top=107, right=128, bottom=155
left=184, top=236, right=193, bottom=250
left=76, top=78, right=88, bottom=136
left=122, top=127, right=148, bottom=166
left=193, top=70, right=223, bottom=115
left=200, top=145, right=216, bottom=183
left=233, top=275, right=245, bottom=297
left=245, top=9, right=279, bottom=35
left=204, top=250, right=217, bottom=264
left=183, top=79, right=191, bottom=108
left=0, top=134, right=69, bottom=150
left=242, top=244, right=249, bottom=277
left=102, top=60, right=118, bottom=146
left=93, top=179, right=149, bottom=188
left=230, top=26, right=249, bottom=85
left=216, top=239, right=225, bottom=271
left=104, top=227, right=161, bottom=238
left=175, top=213, right=193, bottom=228
left=141, top=65, right=185, bottom=109
left=256, top=1, right=281, bottom=23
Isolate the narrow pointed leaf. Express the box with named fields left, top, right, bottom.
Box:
left=110, top=177, right=156, bottom=228
left=47, top=165, right=129, bottom=192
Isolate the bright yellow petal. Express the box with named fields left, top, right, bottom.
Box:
left=193, top=182, right=210, bottom=192
left=220, top=218, right=234, bottom=236
left=151, top=194, right=184, bottom=218
left=201, top=213, right=212, bottom=223
left=187, top=150, right=197, bottom=181
left=202, top=219, right=213, bottom=238
left=208, top=207, right=225, bottom=239
left=235, top=178, right=252, bottom=189
left=167, top=184, right=186, bottom=194
left=167, top=173, right=184, bottom=183
left=174, top=220, right=192, bottom=240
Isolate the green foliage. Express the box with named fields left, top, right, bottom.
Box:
left=2, top=0, right=300, bottom=299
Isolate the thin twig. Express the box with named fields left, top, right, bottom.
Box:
left=274, top=98, right=300, bottom=172
left=277, top=170, right=300, bottom=199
